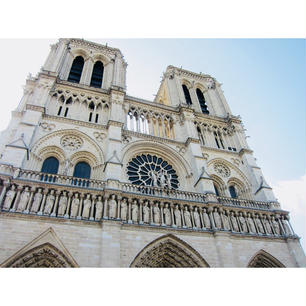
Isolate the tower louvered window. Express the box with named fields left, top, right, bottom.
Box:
left=90, top=61, right=104, bottom=88
left=68, top=56, right=84, bottom=83
left=182, top=85, right=192, bottom=105
left=196, top=88, right=209, bottom=114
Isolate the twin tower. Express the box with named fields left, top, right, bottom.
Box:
left=0, top=38, right=305, bottom=267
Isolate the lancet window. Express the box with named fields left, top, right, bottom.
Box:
left=68, top=56, right=84, bottom=84
left=196, top=88, right=209, bottom=114
left=127, top=154, right=179, bottom=189
left=182, top=85, right=192, bottom=105
left=90, top=61, right=104, bottom=88
left=126, top=108, right=175, bottom=139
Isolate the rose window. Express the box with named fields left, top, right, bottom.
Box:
left=127, top=154, right=179, bottom=189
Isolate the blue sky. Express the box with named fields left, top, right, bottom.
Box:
left=0, top=38, right=305, bottom=251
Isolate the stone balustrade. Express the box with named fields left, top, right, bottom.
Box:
left=0, top=176, right=296, bottom=239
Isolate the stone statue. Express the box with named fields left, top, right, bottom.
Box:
left=193, top=207, right=201, bottom=228
left=109, top=195, right=117, bottom=219
left=164, top=204, right=171, bottom=226
left=150, top=171, right=158, bottom=187
left=230, top=212, right=239, bottom=232
left=82, top=194, right=91, bottom=219
left=58, top=192, right=68, bottom=216
left=255, top=215, right=265, bottom=234
left=184, top=206, right=192, bottom=228
left=222, top=211, right=231, bottom=230
left=70, top=194, right=80, bottom=218
left=202, top=208, right=211, bottom=229
left=213, top=208, right=222, bottom=229
left=3, top=185, right=16, bottom=210
left=247, top=213, right=256, bottom=233
left=44, top=190, right=55, bottom=215
left=174, top=205, right=182, bottom=227
left=120, top=198, right=128, bottom=221
left=153, top=204, right=160, bottom=224
left=271, top=216, right=281, bottom=235
left=17, top=187, right=30, bottom=212
left=30, top=188, right=43, bottom=213
left=95, top=196, right=103, bottom=220
left=238, top=212, right=248, bottom=232
left=143, top=201, right=150, bottom=223
left=263, top=215, right=272, bottom=235
left=282, top=215, right=291, bottom=235
left=166, top=173, right=172, bottom=189
left=131, top=200, right=138, bottom=222
left=159, top=170, right=167, bottom=188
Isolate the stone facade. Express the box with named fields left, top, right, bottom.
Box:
left=0, top=38, right=305, bottom=267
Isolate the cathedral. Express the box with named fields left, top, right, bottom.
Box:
left=0, top=38, right=305, bottom=267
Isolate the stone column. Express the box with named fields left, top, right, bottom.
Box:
left=24, top=186, right=35, bottom=214
left=116, top=195, right=122, bottom=220
left=149, top=200, right=154, bottom=225
left=128, top=198, right=132, bottom=224
left=139, top=199, right=144, bottom=224
left=50, top=191, right=60, bottom=217
left=170, top=204, right=175, bottom=227
left=89, top=195, right=95, bottom=221
left=160, top=203, right=165, bottom=226
left=181, top=204, right=186, bottom=228
left=10, top=186, right=22, bottom=212
left=77, top=194, right=84, bottom=220
left=64, top=192, right=73, bottom=219
left=199, top=207, right=205, bottom=230
left=103, top=194, right=109, bottom=220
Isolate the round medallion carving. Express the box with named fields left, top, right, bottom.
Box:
left=214, top=163, right=230, bottom=178
left=60, top=135, right=83, bottom=151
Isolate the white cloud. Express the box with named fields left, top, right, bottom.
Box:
left=272, top=175, right=306, bottom=254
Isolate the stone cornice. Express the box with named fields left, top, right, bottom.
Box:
left=26, top=104, right=45, bottom=113
left=201, top=145, right=240, bottom=157
left=167, top=65, right=213, bottom=82
left=239, top=148, right=254, bottom=156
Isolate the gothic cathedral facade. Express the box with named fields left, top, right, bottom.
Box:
left=0, top=38, right=305, bottom=267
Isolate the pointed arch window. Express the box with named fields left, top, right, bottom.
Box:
left=229, top=185, right=237, bottom=198
left=196, top=88, right=209, bottom=114
left=213, top=183, right=220, bottom=197
left=90, top=61, right=104, bottom=88
left=73, top=162, right=91, bottom=179
left=182, top=85, right=192, bottom=105
left=41, top=157, right=59, bottom=182
left=73, top=161, right=91, bottom=187
left=68, top=56, right=84, bottom=83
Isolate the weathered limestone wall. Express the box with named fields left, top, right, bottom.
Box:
left=1, top=214, right=305, bottom=267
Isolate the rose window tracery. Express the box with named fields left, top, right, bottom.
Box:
left=127, top=154, right=179, bottom=189
left=60, top=135, right=83, bottom=151
left=214, top=163, right=230, bottom=178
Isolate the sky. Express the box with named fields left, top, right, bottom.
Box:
left=0, top=38, right=305, bottom=252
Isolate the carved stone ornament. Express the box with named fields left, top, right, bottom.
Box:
left=93, top=132, right=106, bottom=142
left=60, top=135, right=83, bottom=151
left=213, top=163, right=230, bottom=178
left=40, top=122, right=56, bottom=132
left=206, top=78, right=216, bottom=89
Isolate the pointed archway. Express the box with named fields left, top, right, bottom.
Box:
left=130, top=234, right=209, bottom=267
left=1, top=227, right=78, bottom=268
left=247, top=250, right=285, bottom=268
left=2, top=243, right=77, bottom=267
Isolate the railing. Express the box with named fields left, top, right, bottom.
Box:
left=18, top=169, right=106, bottom=190
left=217, top=196, right=271, bottom=210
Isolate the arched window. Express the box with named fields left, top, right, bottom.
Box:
left=90, top=61, right=104, bottom=88
left=182, top=85, right=192, bottom=105
left=229, top=185, right=237, bottom=198
left=213, top=183, right=220, bottom=197
left=68, top=56, right=84, bottom=83
left=41, top=157, right=59, bottom=182
left=73, top=161, right=91, bottom=186
left=196, top=88, right=209, bottom=114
